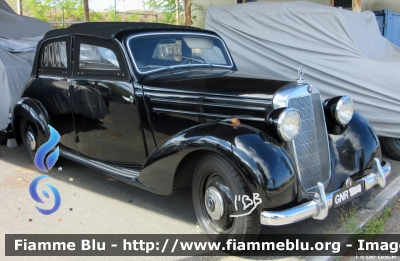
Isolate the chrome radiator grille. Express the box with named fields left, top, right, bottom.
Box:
left=288, top=94, right=330, bottom=190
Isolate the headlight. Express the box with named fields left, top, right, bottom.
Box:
left=325, top=96, right=354, bottom=126
left=267, top=107, right=301, bottom=142
left=335, top=96, right=354, bottom=125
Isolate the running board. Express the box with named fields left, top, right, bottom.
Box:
left=59, top=150, right=151, bottom=190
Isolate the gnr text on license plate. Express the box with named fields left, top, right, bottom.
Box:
left=333, top=182, right=364, bottom=208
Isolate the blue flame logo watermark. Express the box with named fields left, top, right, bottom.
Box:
left=29, top=175, right=61, bottom=215
left=29, top=125, right=61, bottom=215
left=34, top=125, right=60, bottom=172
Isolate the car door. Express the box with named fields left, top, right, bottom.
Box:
left=71, top=36, right=146, bottom=166
left=25, top=37, right=78, bottom=151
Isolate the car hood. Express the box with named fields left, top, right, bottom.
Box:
left=141, top=69, right=291, bottom=99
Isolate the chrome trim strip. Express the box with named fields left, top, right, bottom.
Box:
left=150, top=97, right=266, bottom=112
left=143, top=86, right=273, bottom=103
left=207, top=96, right=272, bottom=104
left=260, top=159, right=391, bottom=226
left=125, top=32, right=234, bottom=75
left=60, top=150, right=140, bottom=179
left=153, top=108, right=265, bottom=122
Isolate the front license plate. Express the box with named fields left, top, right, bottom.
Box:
left=333, top=181, right=365, bottom=208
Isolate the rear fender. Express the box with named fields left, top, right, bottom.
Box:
left=12, top=97, right=50, bottom=145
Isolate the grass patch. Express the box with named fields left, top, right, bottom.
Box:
left=339, top=206, right=392, bottom=260
left=340, top=204, right=392, bottom=235
left=340, top=203, right=362, bottom=234
left=362, top=206, right=391, bottom=235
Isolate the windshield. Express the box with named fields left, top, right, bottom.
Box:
left=126, top=33, right=233, bottom=73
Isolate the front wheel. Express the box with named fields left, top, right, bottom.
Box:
left=192, top=153, right=261, bottom=242
left=381, top=137, right=400, bottom=161
left=19, top=119, right=37, bottom=161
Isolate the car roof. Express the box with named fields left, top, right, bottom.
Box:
left=43, top=22, right=216, bottom=41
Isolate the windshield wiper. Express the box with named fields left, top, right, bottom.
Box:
left=180, top=56, right=213, bottom=68
left=137, top=64, right=174, bottom=71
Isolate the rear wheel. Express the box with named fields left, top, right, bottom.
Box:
left=381, top=137, right=400, bottom=161
left=19, top=119, right=37, bottom=161
left=192, top=153, right=261, bottom=242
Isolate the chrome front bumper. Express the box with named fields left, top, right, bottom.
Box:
left=260, top=158, right=391, bottom=226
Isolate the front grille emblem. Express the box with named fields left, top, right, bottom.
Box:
left=345, top=178, right=353, bottom=188
left=307, top=85, right=312, bottom=93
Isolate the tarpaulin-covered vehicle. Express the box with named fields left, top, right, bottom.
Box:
left=0, top=0, right=53, bottom=143
left=206, top=1, right=400, bottom=160
left=12, top=22, right=391, bottom=240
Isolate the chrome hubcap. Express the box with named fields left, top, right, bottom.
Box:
left=204, top=186, right=224, bottom=220
left=26, top=131, right=36, bottom=151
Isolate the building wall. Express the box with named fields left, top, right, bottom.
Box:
left=362, top=0, right=400, bottom=13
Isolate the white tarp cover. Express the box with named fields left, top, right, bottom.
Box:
left=0, top=0, right=53, bottom=38
left=0, top=0, right=53, bottom=130
left=0, top=35, right=44, bottom=52
left=206, top=1, right=400, bottom=138
left=0, top=48, right=32, bottom=129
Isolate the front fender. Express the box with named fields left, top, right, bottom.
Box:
left=13, top=97, right=50, bottom=145
left=139, top=122, right=297, bottom=209
left=326, top=112, right=381, bottom=191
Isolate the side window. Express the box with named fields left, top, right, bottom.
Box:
left=41, top=42, right=67, bottom=68
left=38, top=38, right=70, bottom=76
left=79, top=44, right=120, bottom=70
left=74, top=36, right=128, bottom=81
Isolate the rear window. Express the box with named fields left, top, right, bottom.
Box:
left=40, top=41, right=67, bottom=68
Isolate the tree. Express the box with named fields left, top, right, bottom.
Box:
left=83, top=0, right=89, bottom=21
left=22, top=0, right=84, bottom=24
left=146, top=0, right=202, bottom=25
left=24, top=0, right=52, bottom=21
left=146, top=0, right=183, bottom=25
left=184, top=0, right=190, bottom=26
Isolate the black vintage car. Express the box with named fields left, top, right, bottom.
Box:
left=12, top=22, right=391, bottom=240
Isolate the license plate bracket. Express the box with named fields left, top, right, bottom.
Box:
left=333, top=180, right=365, bottom=208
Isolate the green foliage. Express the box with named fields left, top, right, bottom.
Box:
left=190, top=2, right=203, bottom=25
left=362, top=207, right=391, bottom=234
left=146, top=0, right=183, bottom=25
left=105, top=5, right=121, bottom=22
left=340, top=203, right=362, bottom=234
left=341, top=205, right=392, bottom=235
left=25, top=0, right=53, bottom=22
left=59, top=0, right=84, bottom=21
left=7, top=0, right=199, bottom=25
left=344, top=206, right=392, bottom=249
left=89, top=11, right=104, bottom=22
left=128, top=14, right=140, bottom=22
left=23, top=0, right=84, bottom=23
